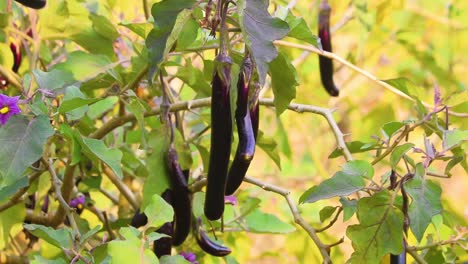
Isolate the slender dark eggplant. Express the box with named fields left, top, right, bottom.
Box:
left=318, top=0, right=339, bottom=97
left=166, top=147, right=191, bottom=245
left=13, top=0, right=46, bottom=9
left=10, top=43, right=22, bottom=73
left=204, top=52, right=233, bottom=220
left=153, top=189, right=174, bottom=258
left=225, top=56, right=255, bottom=195
left=194, top=218, right=231, bottom=257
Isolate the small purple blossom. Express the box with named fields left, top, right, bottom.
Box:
left=179, top=252, right=198, bottom=264
left=69, top=195, right=86, bottom=210
left=0, top=94, right=21, bottom=126
left=224, top=195, right=238, bottom=206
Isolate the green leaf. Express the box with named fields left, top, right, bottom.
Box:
left=147, top=232, right=170, bottom=243
left=277, top=6, right=319, bottom=46
left=340, top=197, right=358, bottom=221
left=126, top=97, right=147, bottom=148
left=381, top=122, right=405, bottom=140
left=346, top=191, right=404, bottom=263
left=405, top=164, right=443, bottom=241
left=176, top=59, right=211, bottom=96
left=381, top=78, right=422, bottom=99
left=142, top=128, right=171, bottom=209
left=90, top=14, right=119, bottom=41
left=61, top=86, right=90, bottom=121
left=30, top=255, right=67, bottom=264
left=120, top=21, right=153, bottom=39
left=342, top=160, right=374, bottom=180
left=300, top=161, right=369, bottom=204
left=79, top=137, right=123, bottom=179
left=24, top=224, right=72, bottom=249
left=80, top=225, right=102, bottom=244
left=0, top=204, right=26, bottom=249
left=32, top=68, right=75, bottom=91
left=268, top=52, right=298, bottom=116
left=443, top=129, right=468, bottom=151
left=58, top=124, right=82, bottom=165
left=245, top=209, right=295, bottom=234
left=390, top=143, right=414, bottom=169
left=256, top=131, right=281, bottom=170
left=144, top=194, right=174, bottom=229
left=329, top=141, right=381, bottom=159
left=159, top=255, right=191, bottom=264
left=146, top=0, right=196, bottom=79
left=59, top=96, right=101, bottom=114
left=238, top=0, right=290, bottom=85
left=319, top=206, right=337, bottom=222
left=0, top=115, right=54, bottom=188
left=108, top=240, right=159, bottom=264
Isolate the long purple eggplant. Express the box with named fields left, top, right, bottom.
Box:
left=318, top=0, right=339, bottom=97
left=166, top=147, right=191, bottom=246
left=225, top=56, right=255, bottom=195
left=204, top=53, right=233, bottom=220
left=13, top=0, right=46, bottom=9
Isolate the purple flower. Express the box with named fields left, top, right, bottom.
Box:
left=69, top=195, right=86, bottom=212
left=224, top=195, right=238, bottom=206
left=0, top=94, right=21, bottom=126
left=179, top=252, right=198, bottom=264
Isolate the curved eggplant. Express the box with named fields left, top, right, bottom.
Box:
left=204, top=53, right=233, bottom=220
left=166, top=147, right=191, bottom=246
left=318, top=1, right=339, bottom=97
left=194, top=218, right=231, bottom=257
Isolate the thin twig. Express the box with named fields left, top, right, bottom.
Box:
left=316, top=207, right=343, bottom=233
left=243, top=176, right=332, bottom=263
left=46, top=158, right=81, bottom=239
left=407, top=248, right=428, bottom=264
left=273, top=40, right=467, bottom=118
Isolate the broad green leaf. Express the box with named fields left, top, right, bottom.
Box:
left=58, top=124, right=82, bottom=165
left=176, top=59, right=211, bottom=96
left=347, top=191, right=404, bottom=263
left=144, top=194, right=174, bottom=229
left=33, top=68, right=75, bottom=91
left=244, top=209, right=295, bottom=234
left=30, top=255, right=67, bottom=264
left=160, top=255, right=191, bottom=264
left=146, top=0, right=196, bottom=79
left=443, top=129, right=468, bottom=151
left=120, top=22, right=153, bottom=39
left=59, top=97, right=101, bottom=114
left=23, top=224, right=72, bottom=249
left=0, top=204, right=25, bottom=249
left=238, top=0, right=290, bottom=85
left=340, top=197, right=358, bottom=221
left=108, top=240, right=159, bottom=264
left=256, top=131, right=281, bottom=170
left=319, top=206, right=337, bottom=222
left=0, top=177, right=29, bottom=202
left=381, top=122, right=405, bottom=140
left=277, top=6, right=319, bottom=46
left=0, top=115, right=54, bottom=188
left=405, top=164, right=443, bottom=241
left=329, top=141, right=380, bottom=158
left=87, top=96, right=118, bottom=120
left=390, top=143, right=414, bottom=169
left=80, top=225, right=102, bottom=244
left=90, top=14, right=119, bottom=41
left=61, top=86, right=89, bottom=121
left=142, top=128, right=171, bottom=209
left=269, top=52, right=298, bottom=116
left=342, top=160, right=374, bottom=179
left=147, top=232, right=170, bottom=243
left=300, top=161, right=369, bottom=204
left=126, top=97, right=147, bottom=148
left=79, top=137, right=123, bottom=179
left=381, top=78, right=423, bottom=99
left=192, top=192, right=205, bottom=218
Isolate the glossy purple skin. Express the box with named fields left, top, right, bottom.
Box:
left=225, top=56, right=256, bottom=195
left=166, top=148, right=191, bottom=246
left=318, top=1, right=339, bottom=97
left=204, top=53, right=233, bottom=220
left=195, top=218, right=231, bottom=257
left=14, top=0, right=46, bottom=9
left=10, top=43, right=21, bottom=73
left=153, top=190, right=174, bottom=257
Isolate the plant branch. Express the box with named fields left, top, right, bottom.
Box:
left=102, top=165, right=139, bottom=210
left=50, top=163, right=77, bottom=227
left=243, top=176, right=332, bottom=264
left=316, top=207, right=343, bottom=233
left=90, top=97, right=353, bottom=161
left=273, top=40, right=467, bottom=118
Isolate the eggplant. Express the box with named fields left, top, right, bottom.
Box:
left=225, top=56, right=255, bottom=195
left=130, top=209, right=148, bottom=228
left=13, top=0, right=46, bottom=9
left=194, top=218, right=231, bottom=257
left=166, top=147, right=191, bottom=245
left=153, top=190, right=174, bottom=258
left=10, top=43, right=22, bottom=73
left=204, top=53, right=233, bottom=220
left=318, top=1, right=339, bottom=97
